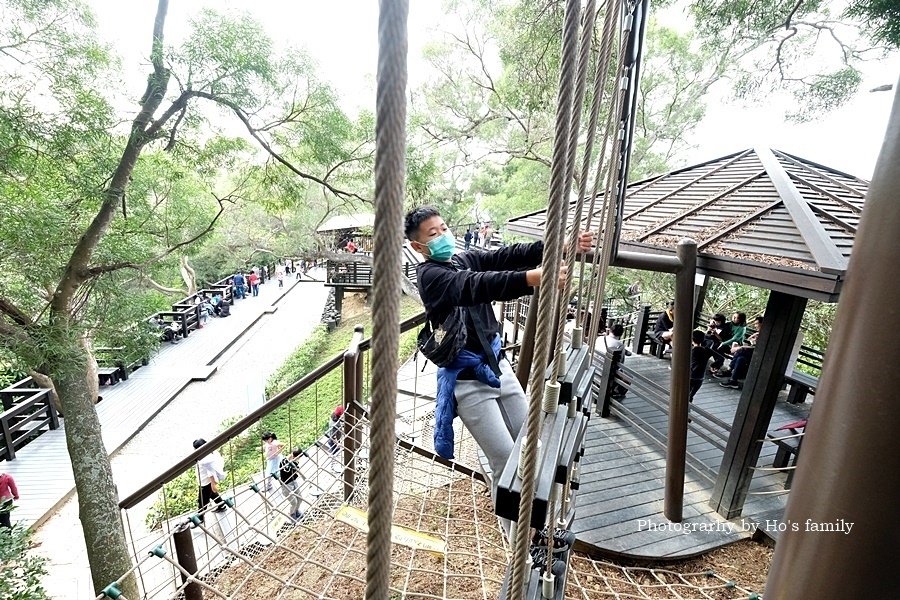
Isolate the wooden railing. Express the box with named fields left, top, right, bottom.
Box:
left=0, top=377, right=58, bottom=461
left=118, top=311, right=428, bottom=510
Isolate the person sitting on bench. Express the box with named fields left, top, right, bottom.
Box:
left=709, top=312, right=747, bottom=374
left=654, top=301, right=675, bottom=347
left=150, top=316, right=181, bottom=344
left=719, top=315, right=763, bottom=389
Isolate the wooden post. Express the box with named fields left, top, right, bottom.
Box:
left=632, top=305, right=651, bottom=355
left=342, top=326, right=364, bottom=502
left=709, top=290, right=807, bottom=518
left=172, top=523, right=203, bottom=600
left=665, top=238, right=697, bottom=522
left=599, top=350, right=622, bottom=418
left=515, top=289, right=540, bottom=390
left=693, top=273, right=709, bottom=325
left=767, top=86, right=900, bottom=599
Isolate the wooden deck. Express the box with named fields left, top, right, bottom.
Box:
left=573, top=353, right=810, bottom=560
left=3, top=279, right=303, bottom=528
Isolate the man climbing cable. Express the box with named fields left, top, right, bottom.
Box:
left=405, top=205, right=592, bottom=531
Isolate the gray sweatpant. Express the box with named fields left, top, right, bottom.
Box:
left=454, top=358, right=528, bottom=504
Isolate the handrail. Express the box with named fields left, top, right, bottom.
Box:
left=119, top=310, right=426, bottom=509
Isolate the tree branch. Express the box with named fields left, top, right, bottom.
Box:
left=189, top=90, right=368, bottom=202
left=50, top=0, right=172, bottom=316
left=0, top=296, right=33, bottom=327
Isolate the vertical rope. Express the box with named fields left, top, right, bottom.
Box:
left=574, top=0, right=622, bottom=329
left=550, top=0, right=597, bottom=377
left=510, top=0, right=582, bottom=594
left=366, top=0, right=408, bottom=598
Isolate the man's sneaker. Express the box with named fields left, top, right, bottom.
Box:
left=529, top=546, right=567, bottom=578
left=533, top=527, right=576, bottom=554
left=719, top=381, right=740, bottom=389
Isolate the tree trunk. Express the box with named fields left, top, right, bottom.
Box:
left=51, top=336, right=138, bottom=598
left=179, top=255, right=197, bottom=295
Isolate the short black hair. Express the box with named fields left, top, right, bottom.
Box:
left=611, top=323, right=625, bottom=337
left=692, top=330, right=705, bottom=345
left=261, top=431, right=276, bottom=441
left=713, top=313, right=726, bottom=323
left=192, top=438, right=207, bottom=449
left=404, top=206, right=441, bottom=241
left=754, top=315, right=764, bottom=325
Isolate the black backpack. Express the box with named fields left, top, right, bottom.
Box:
left=417, top=306, right=468, bottom=368
left=279, top=457, right=299, bottom=484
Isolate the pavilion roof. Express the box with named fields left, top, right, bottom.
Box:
left=507, top=148, right=869, bottom=301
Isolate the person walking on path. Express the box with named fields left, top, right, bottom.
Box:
left=248, top=271, right=260, bottom=297
left=261, top=432, right=285, bottom=491
left=0, top=472, right=19, bottom=529
left=277, top=449, right=305, bottom=522
left=326, top=406, right=344, bottom=454
left=276, top=263, right=285, bottom=288
left=464, top=228, right=473, bottom=250
left=232, top=271, right=246, bottom=300
left=193, top=439, right=227, bottom=520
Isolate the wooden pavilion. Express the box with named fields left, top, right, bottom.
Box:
left=504, top=147, right=869, bottom=556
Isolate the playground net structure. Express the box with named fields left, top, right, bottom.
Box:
left=100, top=390, right=763, bottom=600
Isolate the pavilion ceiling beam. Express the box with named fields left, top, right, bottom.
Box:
left=637, top=170, right=765, bottom=242
left=773, top=149, right=868, bottom=197
left=755, top=147, right=847, bottom=275
left=696, top=200, right=783, bottom=251
left=788, top=172, right=864, bottom=215
left=623, top=149, right=753, bottom=221
left=806, top=202, right=857, bottom=235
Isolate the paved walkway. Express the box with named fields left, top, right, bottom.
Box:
left=29, top=273, right=328, bottom=599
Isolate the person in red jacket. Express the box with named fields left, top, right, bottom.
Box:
left=0, top=472, right=20, bottom=529
left=247, top=270, right=260, bottom=297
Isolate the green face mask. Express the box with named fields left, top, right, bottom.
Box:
left=426, top=232, right=455, bottom=261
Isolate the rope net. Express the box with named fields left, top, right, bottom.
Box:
left=101, top=390, right=764, bottom=600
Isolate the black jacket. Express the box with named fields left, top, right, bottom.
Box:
left=416, top=242, right=543, bottom=352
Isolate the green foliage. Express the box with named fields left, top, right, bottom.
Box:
left=787, top=67, right=864, bottom=122
left=0, top=525, right=49, bottom=600
left=690, top=0, right=885, bottom=116
left=477, top=160, right=550, bottom=227
left=845, top=0, right=900, bottom=48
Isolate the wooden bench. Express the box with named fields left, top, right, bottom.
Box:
left=97, top=366, right=121, bottom=386
left=767, top=419, right=807, bottom=488
left=95, top=346, right=149, bottom=382
left=784, top=370, right=818, bottom=404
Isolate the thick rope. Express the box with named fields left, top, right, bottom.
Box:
left=573, top=0, right=622, bottom=329
left=366, top=0, right=408, bottom=597
left=510, top=0, right=582, bottom=594
left=550, top=0, right=598, bottom=378
left=584, top=18, right=634, bottom=348
left=574, top=14, right=631, bottom=347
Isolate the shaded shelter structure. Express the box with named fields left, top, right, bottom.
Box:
left=507, top=147, right=868, bottom=527
left=316, top=212, right=376, bottom=252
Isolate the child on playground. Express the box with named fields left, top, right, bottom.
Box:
left=261, top=432, right=285, bottom=491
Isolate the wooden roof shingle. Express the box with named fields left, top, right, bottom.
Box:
left=506, top=148, right=869, bottom=301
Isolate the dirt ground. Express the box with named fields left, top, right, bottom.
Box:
left=212, top=478, right=772, bottom=599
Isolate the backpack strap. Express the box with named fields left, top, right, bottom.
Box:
left=467, top=308, right=502, bottom=378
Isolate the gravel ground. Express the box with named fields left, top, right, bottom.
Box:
left=30, top=274, right=329, bottom=600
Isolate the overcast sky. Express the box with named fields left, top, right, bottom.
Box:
left=90, top=0, right=897, bottom=179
